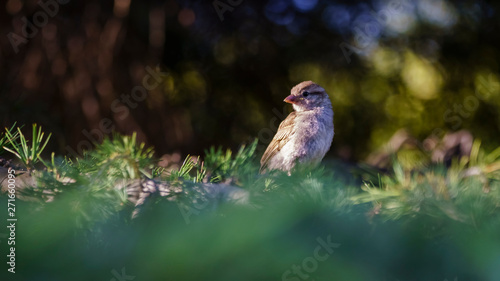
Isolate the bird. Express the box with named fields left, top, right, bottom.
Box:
left=260, top=81, right=334, bottom=173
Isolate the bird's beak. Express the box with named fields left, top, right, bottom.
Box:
left=284, top=95, right=298, bottom=104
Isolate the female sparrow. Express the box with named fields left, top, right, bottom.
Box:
left=260, top=81, right=334, bottom=173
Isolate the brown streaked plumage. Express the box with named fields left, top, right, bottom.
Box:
left=260, top=81, right=334, bottom=173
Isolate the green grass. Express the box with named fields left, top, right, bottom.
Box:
left=1, top=125, right=500, bottom=280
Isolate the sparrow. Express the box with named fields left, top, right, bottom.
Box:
left=260, top=81, right=334, bottom=173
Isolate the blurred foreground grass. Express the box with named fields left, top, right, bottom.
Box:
left=1, top=128, right=500, bottom=280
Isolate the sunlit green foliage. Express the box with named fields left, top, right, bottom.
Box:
left=203, top=139, right=258, bottom=183
left=166, top=155, right=207, bottom=183
left=2, top=127, right=500, bottom=280
left=352, top=140, right=500, bottom=228
left=2, top=124, right=50, bottom=171
left=77, top=132, right=155, bottom=180
left=0, top=123, right=20, bottom=155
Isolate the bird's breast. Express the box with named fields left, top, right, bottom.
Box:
left=291, top=110, right=334, bottom=163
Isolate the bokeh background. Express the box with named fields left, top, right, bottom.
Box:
left=2, top=1, right=500, bottom=280
left=1, top=0, right=500, bottom=160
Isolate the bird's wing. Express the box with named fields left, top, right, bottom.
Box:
left=260, top=112, right=297, bottom=172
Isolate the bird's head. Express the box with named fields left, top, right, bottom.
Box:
left=284, top=81, right=331, bottom=112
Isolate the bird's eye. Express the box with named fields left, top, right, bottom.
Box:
left=302, top=91, right=310, bottom=97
